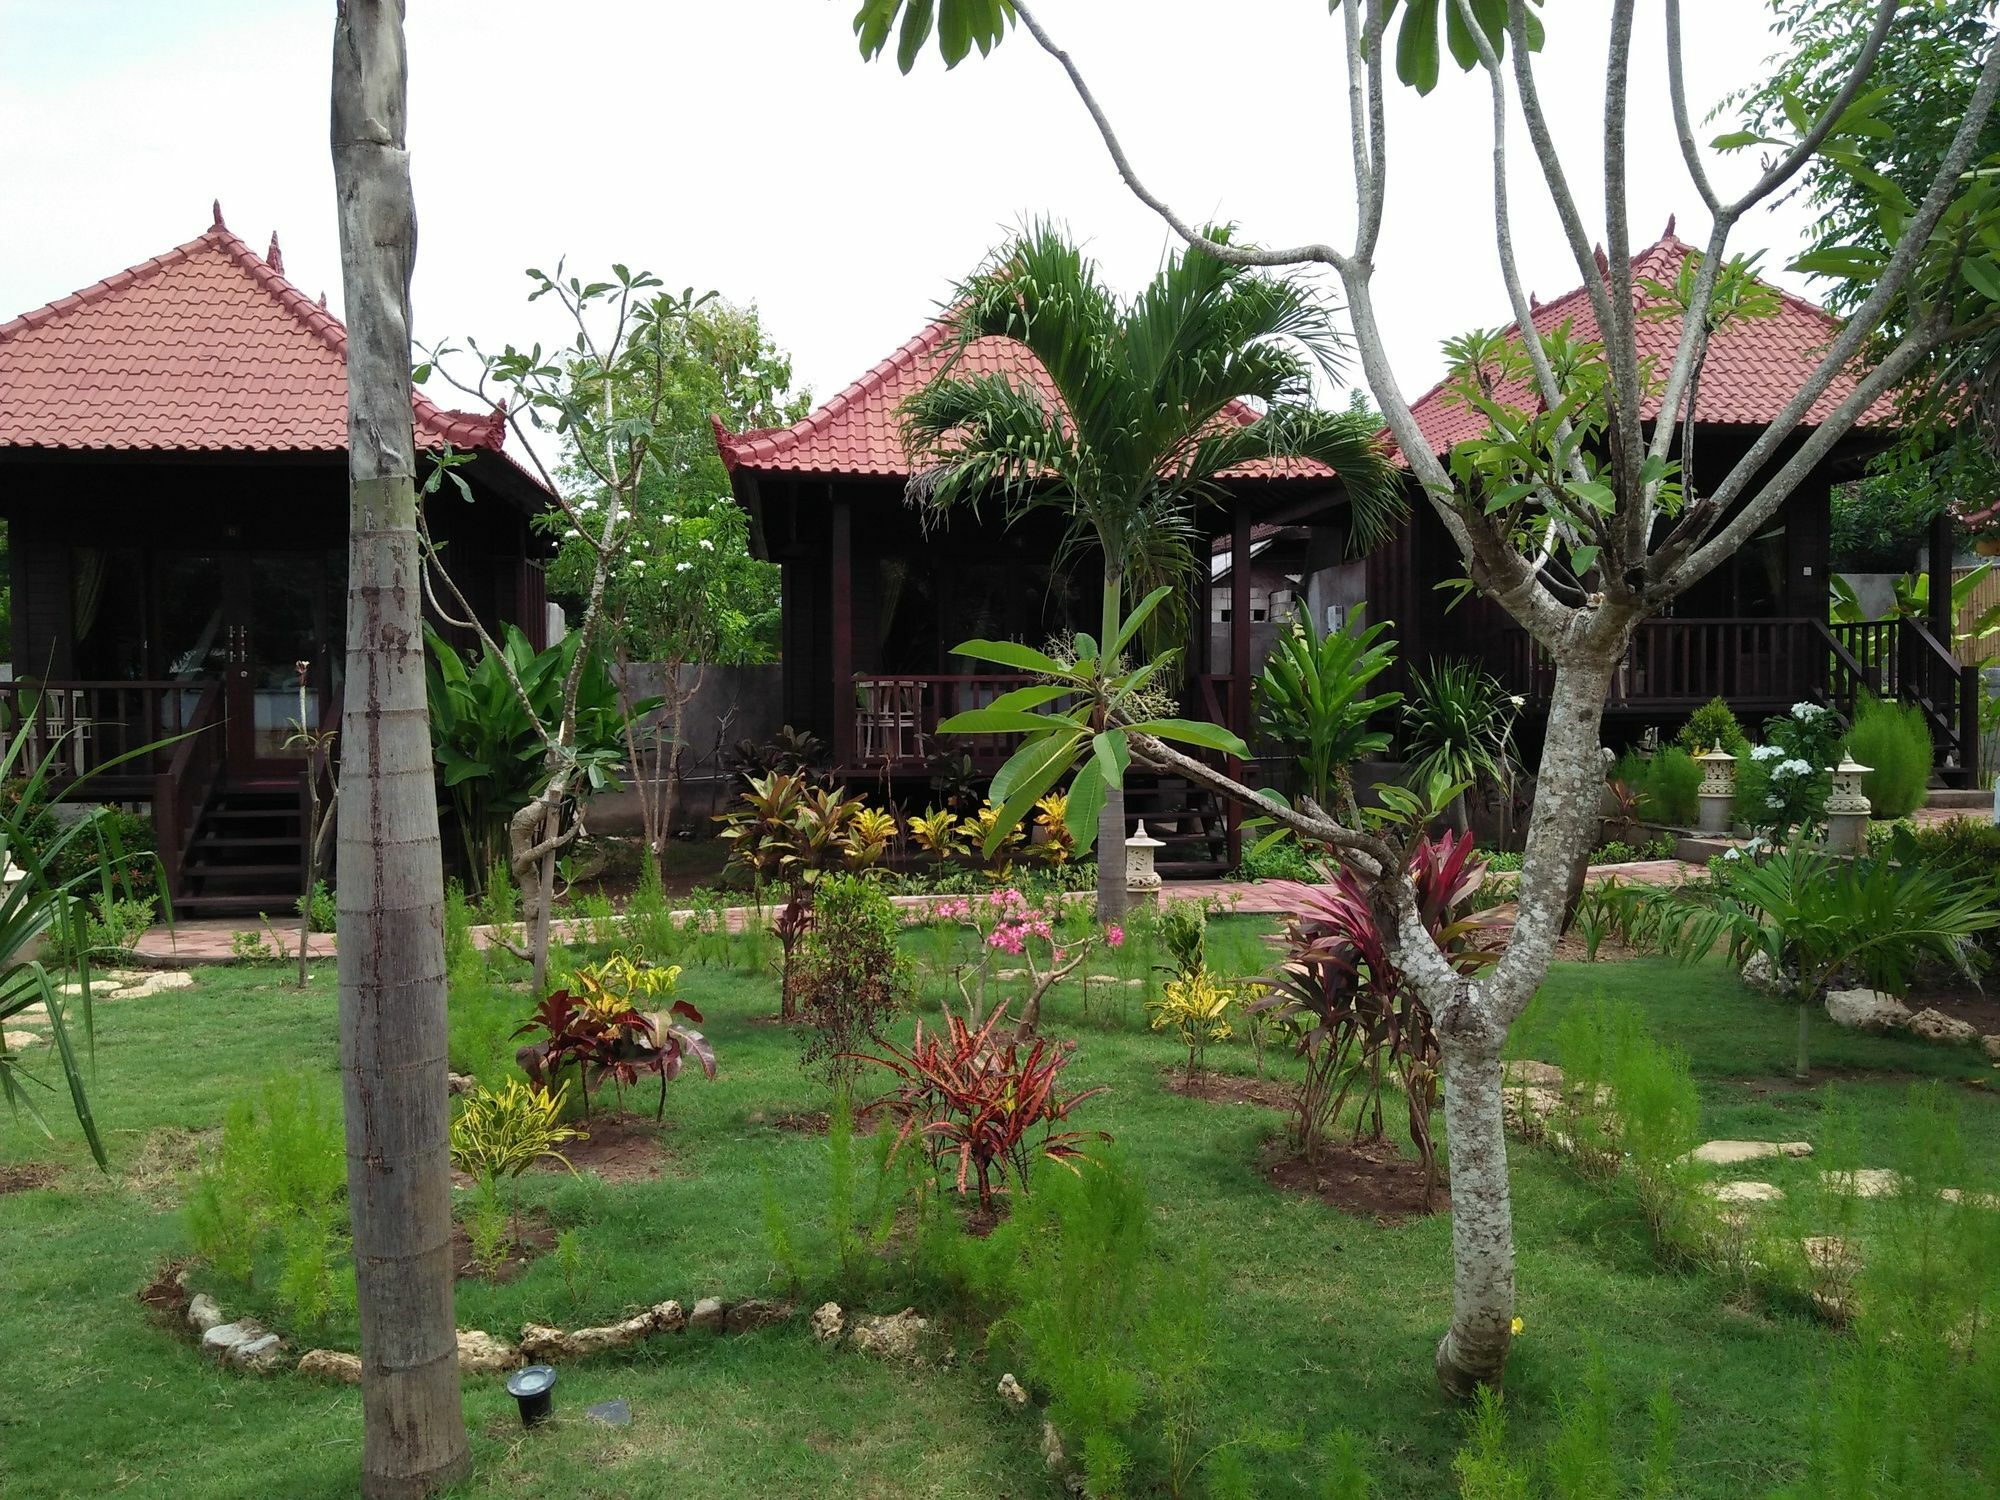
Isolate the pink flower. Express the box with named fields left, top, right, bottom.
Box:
left=1104, top=923, right=1125, bottom=949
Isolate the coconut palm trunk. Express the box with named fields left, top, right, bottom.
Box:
left=330, top=3, right=470, bottom=1492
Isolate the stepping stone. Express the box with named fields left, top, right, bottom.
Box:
left=1821, top=1168, right=1903, bottom=1198
left=1707, top=1180, right=1785, bottom=1205
left=1687, top=1140, right=1812, bottom=1166
left=994, top=969, right=1027, bottom=982
left=1937, top=1188, right=2000, bottom=1210
left=3, top=1030, right=38, bottom=1051
left=1505, top=1060, right=1564, bottom=1088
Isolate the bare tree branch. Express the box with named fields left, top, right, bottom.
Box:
left=1010, top=0, right=1352, bottom=272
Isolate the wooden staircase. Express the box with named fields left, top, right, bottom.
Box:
left=1124, top=773, right=1232, bottom=878
left=173, top=782, right=307, bottom=917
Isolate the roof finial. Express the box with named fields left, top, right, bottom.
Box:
left=212, top=199, right=224, bottom=229
left=1529, top=291, right=1541, bottom=311
left=1593, top=242, right=1609, bottom=274
left=1665, top=212, right=1677, bottom=239
left=266, top=232, right=284, bottom=276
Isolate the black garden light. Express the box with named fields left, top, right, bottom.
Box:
left=505, top=1364, right=558, bottom=1427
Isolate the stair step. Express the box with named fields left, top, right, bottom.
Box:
left=186, top=863, right=304, bottom=879
left=171, top=894, right=294, bottom=915
left=191, top=836, right=303, bottom=850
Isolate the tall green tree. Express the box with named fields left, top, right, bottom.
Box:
left=542, top=301, right=804, bottom=853
left=329, top=0, right=469, bottom=1492
left=900, top=223, right=1403, bottom=921
left=860, top=0, right=2000, bottom=1397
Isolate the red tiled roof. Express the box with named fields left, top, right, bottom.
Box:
left=713, top=316, right=1332, bottom=482
left=1400, top=230, right=1894, bottom=458
left=0, top=210, right=510, bottom=456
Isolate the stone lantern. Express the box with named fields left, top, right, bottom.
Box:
left=1695, top=744, right=1737, bottom=835
left=1824, top=755, right=1871, bottom=855
left=1125, top=820, right=1165, bottom=907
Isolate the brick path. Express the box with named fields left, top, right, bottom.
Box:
left=127, top=856, right=1714, bottom=969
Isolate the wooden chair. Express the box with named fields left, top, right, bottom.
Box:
left=855, top=678, right=926, bottom=765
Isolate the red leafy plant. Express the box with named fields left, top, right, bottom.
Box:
left=855, top=1000, right=1108, bottom=1214
left=1253, top=832, right=1497, bottom=1202
left=514, top=952, right=717, bottom=1120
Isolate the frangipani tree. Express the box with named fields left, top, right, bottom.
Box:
left=902, top=222, right=1404, bottom=919
left=861, top=0, right=2000, bottom=1396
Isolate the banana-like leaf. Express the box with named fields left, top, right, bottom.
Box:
left=949, top=637, right=1070, bottom=676
left=1128, top=717, right=1251, bottom=757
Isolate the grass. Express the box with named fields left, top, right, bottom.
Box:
left=0, top=937, right=1995, bottom=1497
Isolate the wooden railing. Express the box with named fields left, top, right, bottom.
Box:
left=1493, top=615, right=1978, bottom=776
left=0, top=680, right=204, bottom=780
left=846, top=674, right=1039, bottom=769
left=152, top=681, right=225, bottom=905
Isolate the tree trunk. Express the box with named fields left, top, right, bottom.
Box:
left=1095, top=781, right=1127, bottom=924
left=1428, top=642, right=1624, bottom=1399
left=1430, top=998, right=1513, bottom=1399
left=329, top=4, right=470, bottom=1494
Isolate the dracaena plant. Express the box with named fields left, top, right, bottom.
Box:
left=1254, top=831, right=1498, bottom=1202
left=855, top=998, right=1108, bottom=1214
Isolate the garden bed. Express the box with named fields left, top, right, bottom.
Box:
left=1259, top=1137, right=1446, bottom=1225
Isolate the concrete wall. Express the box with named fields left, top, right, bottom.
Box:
left=586, top=663, right=784, bottom=836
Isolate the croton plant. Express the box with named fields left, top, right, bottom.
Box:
left=514, top=951, right=716, bottom=1120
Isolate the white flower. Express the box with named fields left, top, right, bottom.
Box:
left=698, top=537, right=715, bottom=550
left=1724, top=847, right=1741, bottom=861
left=1791, top=701, right=1825, bottom=721
left=675, top=560, right=692, bottom=572
left=630, top=559, right=646, bottom=572
left=1509, top=695, right=1526, bottom=708
left=1776, top=758, right=1813, bottom=778
left=662, top=514, right=677, bottom=526
left=578, top=497, right=599, bottom=513
left=1750, top=744, right=1784, bottom=761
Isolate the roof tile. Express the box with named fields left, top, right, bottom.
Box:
left=713, top=318, right=1330, bottom=482
left=1400, top=230, right=1893, bottom=456
left=0, top=219, right=510, bottom=456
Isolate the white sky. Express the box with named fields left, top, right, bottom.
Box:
left=1, top=1, right=1822, bottom=440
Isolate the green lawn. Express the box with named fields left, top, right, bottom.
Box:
left=0, top=933, right=1995, bottom=1498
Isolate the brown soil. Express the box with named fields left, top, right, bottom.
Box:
left=546, top=1113, right=674, bottom=1184
left=1550, top=931, right=1650, bottom=963
left=1159, top=1067, right=1295, bottom=1112
left=0, top=1161, right=59, bottom=1195
left=1738, top=1067, right=1949, bottom=1098
left=450, top=1208, right=558, bottom=1284
left=760, top=1102, right=889, bottom=1136
left=1903, top=984, right=2000, bottom=1037
left=137, top=1257, right=194, bottom=1322
left=1260, top=1138, right=1448, bottom=1225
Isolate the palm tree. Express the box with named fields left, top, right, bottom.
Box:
left=901, top=223, right=1402, bottom=918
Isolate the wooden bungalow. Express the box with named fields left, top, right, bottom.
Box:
left=713, top=225, right=1980, bottom=871
left=0, top=206, right=552, bottom=912
left=1369, top=227, right=1976, bottom=780
left=713, top=320, right=1362, bottom=870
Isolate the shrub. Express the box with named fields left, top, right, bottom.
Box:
left=0, top=782, right=159, bottom=901
left=1146, top=971, right=1235, bottom=1076
left=184, top=1077, right=351, bottom=1332
left=49, top=889, right=155, bottom=967
left=1252, top=615, right=1401, bottom=819
left=794, top=875, right=914, bottom=1094
left=296, top=879, right=337, bottom=934
left=761, top=1092, right=910, bottom=1300
left=1638, top=746, right=1702, bottom=825
left=1844, top=692, right=1932, bottom=818
left=450, top=1078, right=578, bottom=1258
left=1154, top=897, right=1207, bottom=981
left=1233, top=832, right=1321, bottom=883
left=1675, top=695, right=1748, bottom=757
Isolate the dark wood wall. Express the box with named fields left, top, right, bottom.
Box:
left=0, top=450, right=544, bottom=675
